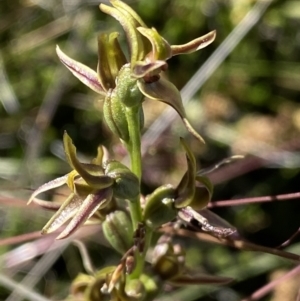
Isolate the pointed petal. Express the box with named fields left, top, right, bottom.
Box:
left=137, top=27, right=172, bottom=61
left=170, top=273, right=232, bottom=285
left=199, top=209, right=239, bottom=239
left=56, top=189, right=113, bottom=239
left=56, top=46, right=105, bottom=95
left=30, top=198, right=61, bottom=211
left=63, top=132, right=114, bottom=190
left=171, top=30, right=216, bottom=56
left=42, top=193, right=83, bottom=234
left=27, top=174, right=68, bottom=204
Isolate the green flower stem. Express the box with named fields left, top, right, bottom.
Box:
left=125, top=105, right=143, bottom=229
left=129, top=225, right=153, bottom=280
left=125, top=104, right=154, bottom=280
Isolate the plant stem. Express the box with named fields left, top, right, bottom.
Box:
left=126, top=105, right=143, bottom=229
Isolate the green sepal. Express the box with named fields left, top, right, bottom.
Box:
left=100, top=3, right=144, bottom=66
left=174, top=138, right=196, bottom=208
left=97, top=32, right=127, bottom=91
left=110, top=0, right=147, bottom=28
left=143, top=184, right=177, bottom=229
left=63, top=132, right=114, bottom=190
left=102, top=210, right=133, bottom=254
left=105, top=160, right=140, bottom=199
left=137, top=77, right=205, bottom=144
left=189, top=175, right=213, bottom=210
left=137, top=27, right=172, bottom=61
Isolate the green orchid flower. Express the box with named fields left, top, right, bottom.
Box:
left=28, top=131, right=139, bottom=240
left=56, top=0, right=216, bottom=144
left=143, top=138, right=213, bottom=226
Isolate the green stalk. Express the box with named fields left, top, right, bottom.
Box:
left=125, top=104, right=154, bottom=280
left=125, top=105, right=143, bottom=229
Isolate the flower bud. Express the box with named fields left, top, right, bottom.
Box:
left=125, top=279, right=146, bottom=301
left=103, top=89, right=130, bottom=142
left=115, top=64, right=144, bottom=108
left=105, top=160, right=140, bottom=199
left=152, top=242, right=182, bottom=280
left=143, top=185, right=177, bottom=229
left=102, top=210, right=133, bottom=254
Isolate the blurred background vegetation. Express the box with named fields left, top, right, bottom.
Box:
left=1, top=0, right=300, bottom=300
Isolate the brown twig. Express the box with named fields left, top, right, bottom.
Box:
left=161, top=227, right=300, bottom=262
left=208, top=192, right=300, bottom=208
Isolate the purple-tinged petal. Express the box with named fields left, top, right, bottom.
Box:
left=171, top=30, right=216, bottom=56
left=199, top=209, right=240, bottom=239
left=42, top=193, right=84, bottom=235
left=30, top=198, right=61, bottom=211
left=56, top=46, right=105, bottom=96
left=56, top=188, right=113, bottom=239
left=27, top=174, right=69, bottom=204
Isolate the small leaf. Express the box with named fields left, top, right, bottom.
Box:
left=171, top=30, right=216, bottom=56
left=27, top=174, right=68, bottom=204
left=56, top=46, right=105, bottom=95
